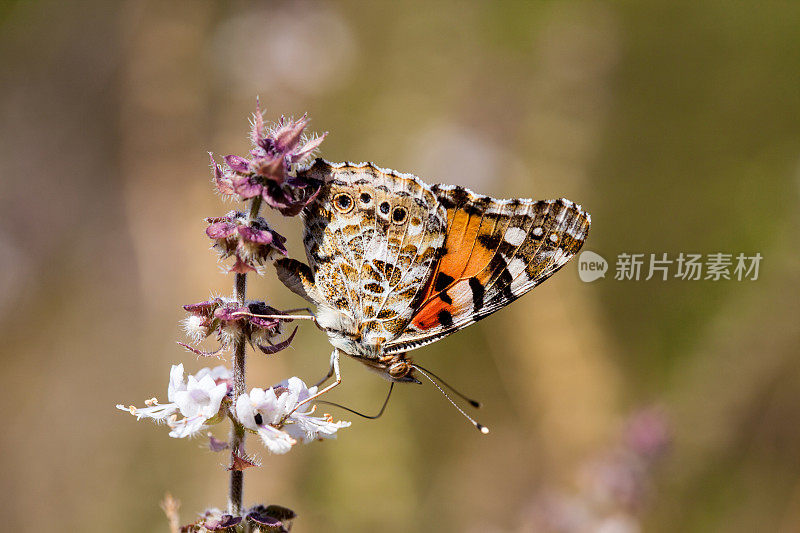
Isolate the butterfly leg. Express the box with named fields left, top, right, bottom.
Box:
left=292, top=349, right=341, bottom=413
left=313, top=355, right=337, bottom=388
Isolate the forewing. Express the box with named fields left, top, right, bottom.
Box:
left=384, top=185, right=590, bottom=354
left=299, top=160, right=447, bottom=348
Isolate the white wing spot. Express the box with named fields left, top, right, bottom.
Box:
left=532, top=226, right=544, bottom=237
left=504, top=227, right=527, bottom=247
left=549, top=233, right=559, bottom=243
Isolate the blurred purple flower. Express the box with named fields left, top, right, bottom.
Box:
left=524, top=406, right=672, bottom=532
left=210, top=102, right=326, bottom=215
left=623, top=406, right=671, bottom=462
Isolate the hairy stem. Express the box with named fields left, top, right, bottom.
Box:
left=227, top=195, right=263, bottom=515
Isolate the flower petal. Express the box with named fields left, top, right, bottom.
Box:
left=256, top=425, right=296, bottom=454
left=235, top=393, right=258, bottom=430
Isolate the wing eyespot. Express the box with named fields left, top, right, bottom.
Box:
left=379, top=201, right=391, bottom=215
left=391, top=206, right=407, bottom=224
left=359, top=192, right=372, bottom=204
left=333, top=192, right=354, bottom=213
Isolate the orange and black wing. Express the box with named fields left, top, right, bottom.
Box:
left=384, top=184, right=590, bottom=354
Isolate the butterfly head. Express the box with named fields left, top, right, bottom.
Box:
left=359, top=352, right=419, bottom=384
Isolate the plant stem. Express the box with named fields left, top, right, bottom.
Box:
left=227, top=195, right=263, bottom=515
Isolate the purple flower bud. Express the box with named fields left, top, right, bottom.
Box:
left=272, top=114, right=308, bottom=154
left=290, top=132, right=327, bottom=163
left=215, top=102, right=326, bottom=212
left=206, top=221, right=237, bottom=240
left=209, top=153, right=235, bottom=196
left=231, top=174, right=264, bottom=199
left=238, top=225, right=273, bottom=245
left=250, top=155, right=286, bottom=183
left=223, top=154, right=250, bottom=173
left=183, top=300, right=217, bottom=315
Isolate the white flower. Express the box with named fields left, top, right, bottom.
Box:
left=117, top=364, right=231, bottom=438
left=235, top=377, right=350, bottom=454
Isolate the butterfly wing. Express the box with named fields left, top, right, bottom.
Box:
left=282, top=160, right=447, bottom=354
left=383, top=185, right=590, bottom=354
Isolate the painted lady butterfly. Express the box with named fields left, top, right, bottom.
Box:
left=276, top=159, right=590, bottom=407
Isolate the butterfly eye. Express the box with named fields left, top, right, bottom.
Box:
left=379, top=201, right=391, bottom=215
left=391, top=206, right=407, bottom=224
left=360, top=192, right=372, bottom=204
left=333, top=193, right=354, bottom=213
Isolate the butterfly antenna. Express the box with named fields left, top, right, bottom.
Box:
left=412, top=363, right=482, bottom=408
left=413, top=365, right=489, bottom=434
left=316, top=383, right=394, bottom=420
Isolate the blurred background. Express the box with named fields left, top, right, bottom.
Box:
left=1, top=1, right=799, bottom=531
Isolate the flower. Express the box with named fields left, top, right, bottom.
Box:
left=181, top=297, right=298, bottom=356
left=117, top=364, right=230, bottom=438
left=246, top=504, right=297, bottom=532
left=206, top=211, right=287, bottom=272
left=235, top=377, right=350, bottom=454
left=181, top=508, right=242, bottom=532
left=210, top=102, right=326, bottom=215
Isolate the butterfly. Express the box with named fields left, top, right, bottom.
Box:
left=275, top=159, right=590, bottom=407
